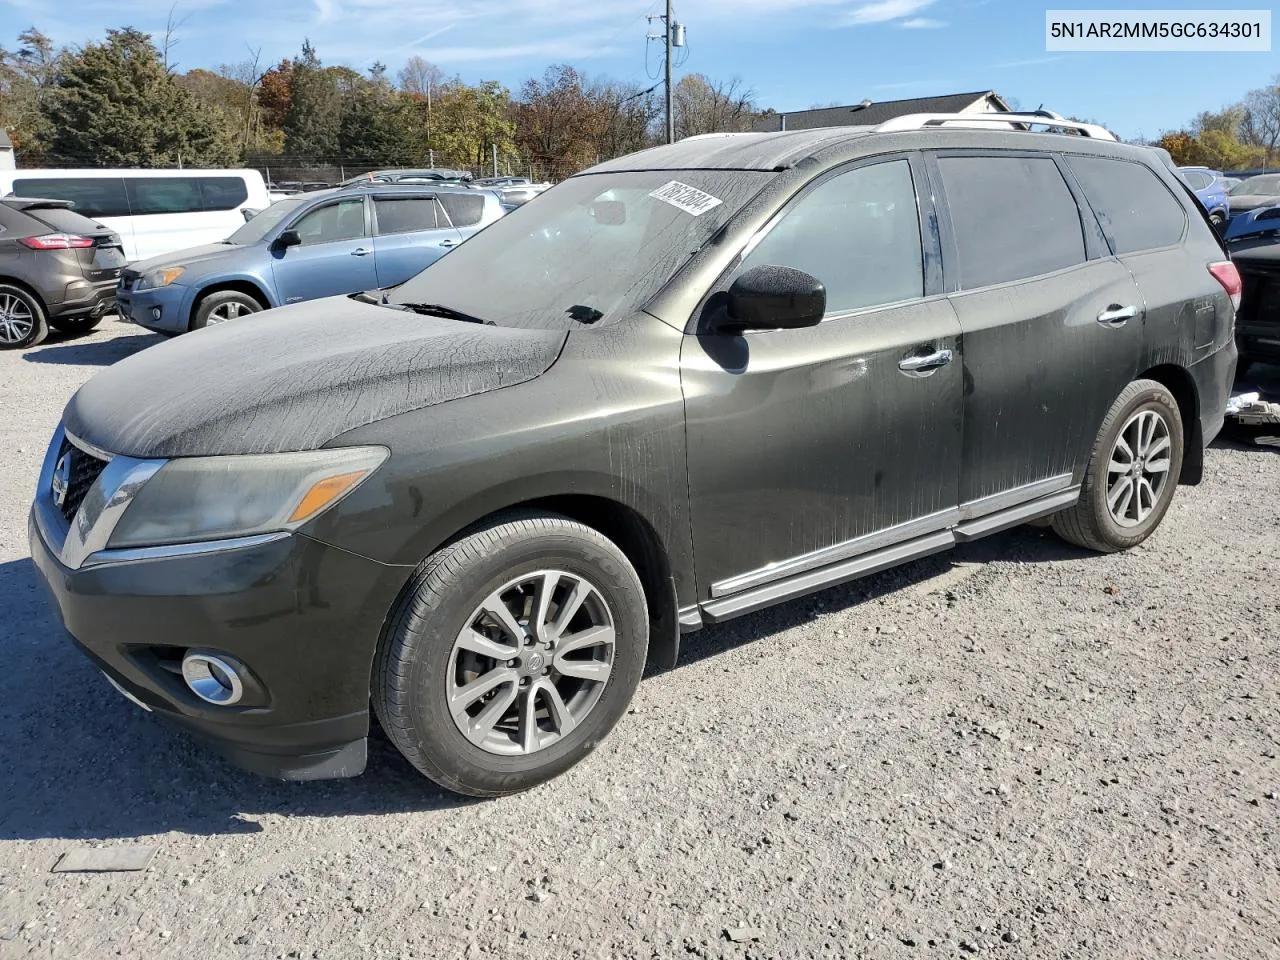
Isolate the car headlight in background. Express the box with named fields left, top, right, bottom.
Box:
left=107, top=446, right=388, bottom=549
left=135, top=266, right=186, bottom=290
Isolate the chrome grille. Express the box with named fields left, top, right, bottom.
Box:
left=53, top=436, right=109, bottom=522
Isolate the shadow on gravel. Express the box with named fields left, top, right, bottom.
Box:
left=22, top=324, right=163, bottom=366
left=676, top=523, right=1087, bottom=670
left=0, top=556, right=476, bottom=842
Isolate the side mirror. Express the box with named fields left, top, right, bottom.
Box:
left=275, top=229, right=301, bottom=249
left=721, top=264, right=825, bottom=331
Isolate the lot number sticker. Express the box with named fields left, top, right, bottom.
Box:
left=649, top=180, right=724, bottom=216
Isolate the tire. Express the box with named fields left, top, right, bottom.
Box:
left=1210, top=210, right=1226, bottom=230
left=0, top=283, right=49, bottom=350
left=373, top=511, right=649, bottom=797
left=1051, top=379, right=1185, bottom=553
left=48, top=314, right=104, bottom=336
left=190, top=289, right=263, bottom=331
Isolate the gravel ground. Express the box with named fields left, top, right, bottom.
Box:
left=1, top=318, right=1278, bottom=960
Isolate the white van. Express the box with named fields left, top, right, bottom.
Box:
left=0, top=168, right=269, bottom=262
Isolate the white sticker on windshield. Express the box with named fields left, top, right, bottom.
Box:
left=648, top=180, right=724, bottom=216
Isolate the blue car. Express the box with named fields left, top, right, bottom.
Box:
left=1177, top=167, right=1229, bottom=228
left=117, top=184, right=504, bottom=333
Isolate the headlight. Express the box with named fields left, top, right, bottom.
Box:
left=135, top=266, right=186, bottom=290
left=107, top=447, right=388, bottom=549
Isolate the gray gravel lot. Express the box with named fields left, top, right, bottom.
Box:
left=1, top=318, right=1278, bottom=959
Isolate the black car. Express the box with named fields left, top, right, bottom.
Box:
left=1231, top=235, right=1280, bottom=369
left=30, top=118, right=1238, bottom=796
left=0, top=198, right=125, bottom=348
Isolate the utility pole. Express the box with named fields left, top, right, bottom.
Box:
left=664, top=0, right=674, bottom=144
left=649, top=4, right=684, bottom=144
left=492, top=142, right=499, bottom=178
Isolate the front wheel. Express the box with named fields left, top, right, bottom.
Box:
left=191, top=290, right=263, bottom=330
left=1052, top=379, right=1185, bottom=552
left=373, top=512, right=649, bottom=797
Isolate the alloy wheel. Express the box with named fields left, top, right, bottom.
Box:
left=207, top=301, right=250, bottom=324
left=446, top=570, right=615, bottom=756
left=1106, top=409, right=1172, bottom=527
left=0, top=293, right=35, bottom=345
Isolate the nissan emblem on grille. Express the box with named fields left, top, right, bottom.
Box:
left=51, top=452, right=71, bottom=510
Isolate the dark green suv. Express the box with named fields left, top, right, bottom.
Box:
left=31, top=116, right=1238, bottom=796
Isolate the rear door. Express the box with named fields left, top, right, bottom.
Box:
left=930, top=152, right=1143, bottom=504
left=370, top=194, right=463, bottom=287
left=270, top=196, right=377, bottom=304
left=681, top=155, right=964, bottom=602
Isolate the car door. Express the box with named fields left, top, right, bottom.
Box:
left=371, top=194, right=464, bottom=288
left=270, top=196, right=377, bottom=305
left=929, top=152, right=1144, bottom=506
left=681, top=156, right=964, bottom=610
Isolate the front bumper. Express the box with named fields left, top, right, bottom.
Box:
left=117, top=282, right=194, bottom=334
left=28, top=436, right=413, bottom=780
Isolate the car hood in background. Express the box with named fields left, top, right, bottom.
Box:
left=63, top=297, right=568, bottom=458
left=1229, top=195, right=1280, bottom=214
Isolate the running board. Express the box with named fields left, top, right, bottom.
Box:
left=696, top=483, right=1080, bottom=626
left=700, top=530, right=954, bottom=624
left=953, top=486, right=1080, bottom=541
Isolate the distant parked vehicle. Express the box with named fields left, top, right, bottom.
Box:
left=115, top=184, right=504, bottom=334
left=473, top=176, right=552, bottom=208
left=1225, top=208, right=1280, bottom=371
left=1228, top=174, right=1280, bottom=221
left=340, top=168, right=473, bottom=187
left=1177, top=167, right=1229, bottom=227
left=0, top=197, right=126, bottom=349
left=0, top=168, right=269, bottom=262
left=1222, top=177, right=1242, bottom=191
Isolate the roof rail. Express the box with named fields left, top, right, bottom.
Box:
left=678, top=132, right=751, bottom=142
left=876, top=112, right=1117, bottom=141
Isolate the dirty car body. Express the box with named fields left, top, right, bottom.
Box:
left=31, top=124, right=1237, bottom=793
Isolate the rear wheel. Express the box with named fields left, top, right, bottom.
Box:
left=1209, top=210, right=1227, bottom=230
left=373, top=512, right=649, bottom=797
left=48, top=314, right=105, bottom=336
left=191, top=290, right=263, bottom=330
left=1052, top=379, right=1184, bottom=553
left=0, top=284, right=48, bottom=350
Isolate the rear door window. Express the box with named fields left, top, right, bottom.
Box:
left=1066, top=156, right=1187, bottom=255
left=374, top=197, right=440, bottom=234
left=936, top=155, right=1087, bottom=289
left=10, top=177, right=130, bottom=218
left=438, top=193, right=485, bottom=227
left=736, top=159, right=925, bottom=315
left=126, top=177, right=204, bottom=215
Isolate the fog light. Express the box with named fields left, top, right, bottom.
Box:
left=181, top=651, right=244, bottom=706
left=151, top=306, right=162, bottom=321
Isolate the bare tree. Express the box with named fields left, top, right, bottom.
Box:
left=673, top=74, right=757, bottom=139
left=397, top=55, right=444, bottom=97
left=1239, top=77, right=1280, bottom=164
left=160, top=3, right=191, bottom=73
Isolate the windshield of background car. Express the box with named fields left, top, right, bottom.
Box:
left=225, top=196, right=308, bottom=244
left=1230, top=175, right=1280, bottom=196
left=390, top=169, right=773, bottom=329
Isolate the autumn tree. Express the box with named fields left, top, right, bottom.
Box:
left=0, top=27, right=63, bottom=158
left=673, top=74, right=757, bottom=139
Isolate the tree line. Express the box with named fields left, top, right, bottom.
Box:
left=0, top=26, right=766, bottom=182
left=1156, top=81, right=1280, bottom=171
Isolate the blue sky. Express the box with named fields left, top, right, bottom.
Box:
left=0, top=0, right=1273, bottom=140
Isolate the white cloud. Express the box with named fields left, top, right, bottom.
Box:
left=845, top=0, right=936, bottom=25
left=900, top=16, right=945, bottom=28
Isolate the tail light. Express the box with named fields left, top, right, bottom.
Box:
left=1208, top=261, right=1242, bottom=311
left=19, top=234, right=96, bottom=250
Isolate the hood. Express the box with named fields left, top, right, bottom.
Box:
left=1229, top=195, right=1280, bottom=213
left=130, top=242, right=246, bottom=275
left=64, top=297, right=568, bottom=458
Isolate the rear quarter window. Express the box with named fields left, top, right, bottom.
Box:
left=438, top=193, right=485, bottom=227
left=25, top=207, right=107, bottom=235
left=937, top=155, right=1087, bottom=289
left=1066, top=156, right=1186, bottom=255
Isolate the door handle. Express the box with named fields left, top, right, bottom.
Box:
left=439, top=239, right=458, bottom=248
left=898, top=348, right=954, bottom=375
left=1097, top=304, right=1136, bottom=327
left=351, top=247, right=372, bottom=256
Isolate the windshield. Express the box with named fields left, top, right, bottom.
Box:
left=390, top=169, right=772, bottom=329
left=1230, top=175, right=1280, bottom=197
left=225, top=196, right=308, bottom=243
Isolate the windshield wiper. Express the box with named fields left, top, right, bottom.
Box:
left=389, top=302, right=493, bottom=325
